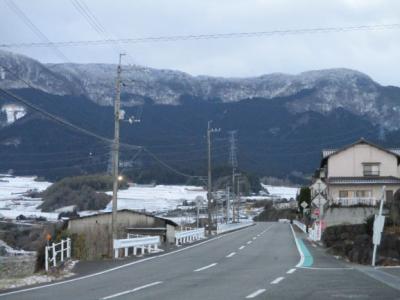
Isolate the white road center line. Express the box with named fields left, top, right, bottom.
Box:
left=253, top=237, right=257, bottom=240
left=239, top=245, right=246, bottom=250
left=271, top=277, right=285, bottom=284
left=286, top=268, right=296, bottom=274
left=100, top=281, right=163, bottom=300
left=245, top=289, right=266, bottom=299
left=194, top=263, right=217, bottom=272
left=247, top=241, right=252, bottom=245
left=226, top=252, right=236, bottom=258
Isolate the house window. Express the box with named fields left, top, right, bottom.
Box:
left=363, top=163, right=380, bottom=176
left=339, top=191, right=348, bottom=198
left=355, top=190, right=372, bottom=198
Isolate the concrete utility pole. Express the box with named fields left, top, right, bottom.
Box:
left=236, top=176, right=241, bottom=222
left=111, top=53, right=125, bottom=253
left=207, top=121, right=220, bottom=235
left=226, top=186, right=230, bottom=224
left=229, top=131, right=238, bottom=223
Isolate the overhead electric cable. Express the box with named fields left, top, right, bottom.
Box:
left=1, top=23, right=399, bottom=48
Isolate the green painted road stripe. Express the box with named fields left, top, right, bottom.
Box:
left=297, top=238, right=313, bottom=267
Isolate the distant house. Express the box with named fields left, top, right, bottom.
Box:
left=312, top=138, right=400, bottom=226
left=68, top=209, right=178, bottom=259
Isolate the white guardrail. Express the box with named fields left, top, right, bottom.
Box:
left=293, top=220, right=307, bottom=233
left=45, top=238, right=71, bottom=271
left=175, top=228, right=205, bottom=246
left=113, top=236, right=160, bottom=258
left=216, top=221, right=254, bottom=234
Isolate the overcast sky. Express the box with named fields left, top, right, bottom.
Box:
left=1, top=0, right=399, bottom=86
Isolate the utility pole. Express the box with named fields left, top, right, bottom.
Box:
left=229, top=131, right=238, bottom=223
left=207, top=121, right=220, bottom=235
left=226, top=186, right=230, bottom=224
left=237, top=176, right=241, bottom=222
left=111, top=53, right=125, bottom=255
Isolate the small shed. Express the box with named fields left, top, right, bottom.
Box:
left=67, top=209, right=178, bottom=259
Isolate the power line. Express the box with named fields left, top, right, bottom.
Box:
left=4, top=0, right=70, bottom=61
left=1, top=23, right=399, bottom=49
left=142, top=148, right=206, bottom=181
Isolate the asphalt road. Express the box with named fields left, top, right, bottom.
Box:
left=1, top=222, right=400, bottom=300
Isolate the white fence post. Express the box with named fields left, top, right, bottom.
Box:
left=61, top=240, right=64, bottom=262
left=67, top=238, right=71, bottom=258
left=52, top=243, right=56, bottom=267
left=44, top=238, right=72, bottom=271
left=45, top=246, right=49, bottom=271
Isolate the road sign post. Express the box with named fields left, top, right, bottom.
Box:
left=372, top=186, right=386, bottom=267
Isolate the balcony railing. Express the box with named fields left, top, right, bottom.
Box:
left=333, top=197, right=377, bottom=207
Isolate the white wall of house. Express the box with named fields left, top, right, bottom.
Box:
left=327, top=144, right=400, bottom=177
left=328, top=184, right=399, bottom=203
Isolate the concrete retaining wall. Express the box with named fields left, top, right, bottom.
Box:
left=0, top=255, right=37, bottom=279
left=323, top=207, right=382, bottom=227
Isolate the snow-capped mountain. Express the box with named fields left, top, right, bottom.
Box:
left=1, top=50, right=400, bottom=129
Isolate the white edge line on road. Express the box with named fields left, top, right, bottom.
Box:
left=247, top=241, right=252, bottom=245
left=298, top=266, right=353, bottom=270
left=245, top=289, right=266, bottom=299
left=290, top=224, right=304, bottom=268
left=252, top=237, right=257, bottom=240
left=226, top=252, right=236, bottom=258
left=0, top=224, right=264, bottom=298
left=194, top=263, right=217, bottom=272
left=100, top=281, right=162, bottom=300
left=270, top=277, right=285, bottom=284
left=286, top=268, right=296, bottom=274
left=239, top=245, right=245, bottom=250
left=375, top=266, right=400, bottom=269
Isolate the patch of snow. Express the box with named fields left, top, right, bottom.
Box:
left=55, top=205, right=76, bottom=213
left=1, top=104, right=26, bottom=124
left=261, top=184, right=299, bottom=200
left=0, top=175, right=53, bottom=219
left=0, top=174, right=51, bottom=201
left=0, top=210, right=59, bottom=221
left=105, top=185, right=207, bottom=213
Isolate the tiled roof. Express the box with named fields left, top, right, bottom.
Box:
left=327, top=176, right=400, bottom=185
left=323, top=148, right=400, bottom=158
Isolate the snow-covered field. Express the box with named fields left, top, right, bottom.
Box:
left=0, top=174, right=55, bottom=220
left=105, top=185, right=207, bottom=213
left=261, top=184, right=299, bottom=200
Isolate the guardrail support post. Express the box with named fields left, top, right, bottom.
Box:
left=114, top=249, right=118, bottom=258
left=133, top=247, right=137, bottom=255
left=124, top=247, right=128, bottom=257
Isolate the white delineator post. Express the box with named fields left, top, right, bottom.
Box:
left=372, top=186, right=386, bottom=267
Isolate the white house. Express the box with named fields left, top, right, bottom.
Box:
left=311, top=138, right=400, bottom=226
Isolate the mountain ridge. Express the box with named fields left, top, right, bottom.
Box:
left=1, top=50, right=399, bottom=130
